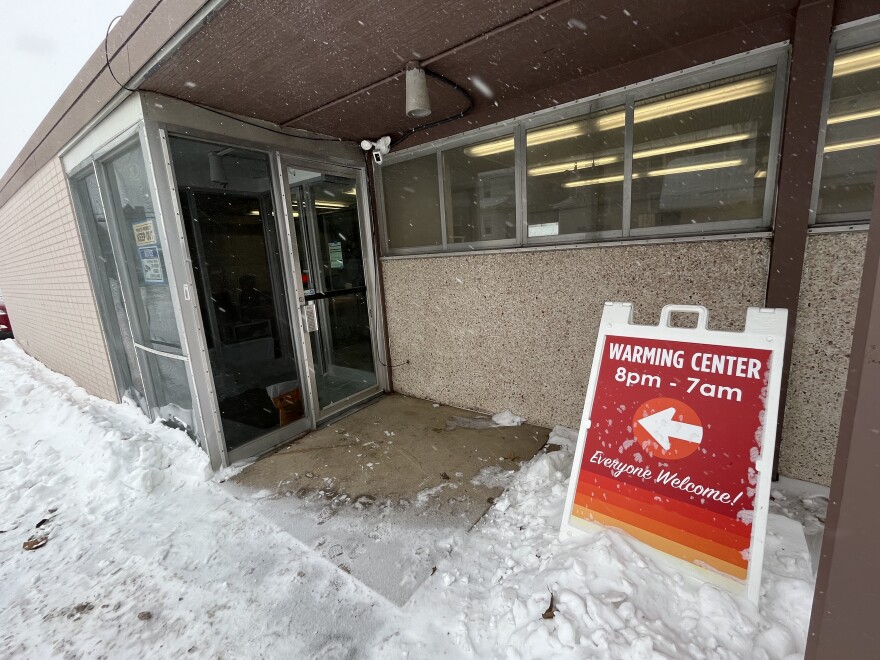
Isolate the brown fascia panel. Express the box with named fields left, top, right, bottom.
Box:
left=806, top=164, right=880, bottom=660
left=0, top=0, right=209, bottom=208
left=766, top=0, right=835, bottom=477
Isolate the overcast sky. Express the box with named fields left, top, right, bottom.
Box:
left=0, top=1, right=133, bottom=178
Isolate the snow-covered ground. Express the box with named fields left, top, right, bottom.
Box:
left=0, top=341, right=826, bottom=658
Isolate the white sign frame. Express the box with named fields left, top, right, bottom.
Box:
left=559, top=302, right=787, bottom=604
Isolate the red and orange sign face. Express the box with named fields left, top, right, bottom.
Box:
left=570, top=335, right=771, bottom=582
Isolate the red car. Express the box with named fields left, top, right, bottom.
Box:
left=0, top=294, right=13, bottom=340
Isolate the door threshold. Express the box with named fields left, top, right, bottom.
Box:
left=316, top=391, right=386, bottom=428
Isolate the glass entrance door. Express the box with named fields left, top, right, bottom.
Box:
left=286, top=165, right=379, bottom=418
left=169, top=138, right=310, bottom=458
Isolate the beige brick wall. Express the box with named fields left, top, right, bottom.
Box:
left=0, top=158, right=117, bottom=401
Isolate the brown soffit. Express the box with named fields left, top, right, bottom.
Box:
left=141, top=0, right=561, bottom=126
left=0, top=0, right=213, bottom=208
left=293, top=12, right=797, bottom=146
left=142, top=0, right=802, bottom=146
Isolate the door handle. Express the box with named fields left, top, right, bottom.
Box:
left=301, top=301, right=319, bottom=333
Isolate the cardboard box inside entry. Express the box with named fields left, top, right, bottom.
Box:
left=267, top=380, right=304, bottom=426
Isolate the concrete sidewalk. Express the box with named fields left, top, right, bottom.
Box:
left=227, top=394, right=550, bottom=604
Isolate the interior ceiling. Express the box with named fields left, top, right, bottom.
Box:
left=142, top=0, right=800, bottom=147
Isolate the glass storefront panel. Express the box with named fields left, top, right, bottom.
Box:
left=817, top=43, right=880, bottom=223
left=443, top=137, right=516, bottom=244
left=526, top=106, right=625, bottom=238
left=631, top=69, right=776, bottom=230
left=71, top=170, right=148, bottom=412
left=69, top=134, right=198, bottom=437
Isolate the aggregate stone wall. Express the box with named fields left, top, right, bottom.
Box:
left=779, top=232, right=868, bottom=486
left=0, top=158, right=117, bottom=401
left=382, top=238, right=771, bottom=432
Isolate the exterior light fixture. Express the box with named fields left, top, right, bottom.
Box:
left=405, top=61, right=432, bottom=118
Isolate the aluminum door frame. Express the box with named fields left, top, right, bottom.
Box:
left=277, top=153, right=385, bottom=424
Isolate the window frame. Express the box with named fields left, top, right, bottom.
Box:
left=378, top=44, right=789, bottom=257
left=810, top=18, right=880, bottom=227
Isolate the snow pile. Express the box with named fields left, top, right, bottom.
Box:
left=492, top=410, right=526, bottom=427
left=0, top=342, right=396, bottom=658
left=374, top=427, right=816, bottom=659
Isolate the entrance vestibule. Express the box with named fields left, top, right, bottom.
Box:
left=167, top=137, right=382, bottom=463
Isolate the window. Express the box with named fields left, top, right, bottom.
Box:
left=816, top=42, right=880, bottom=223
left=443, top=137, right=516, bottom=244
left=382, top=154, right=442, bottom=250
left=527, top=107, right=625, bottom=240
left=380, top=54, right=783, bottom=255
left=631, top=70, right=775, bottom=230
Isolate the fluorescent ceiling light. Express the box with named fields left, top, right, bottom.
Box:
left=833, top=45, right=880, bottom=77
left=633, top=132, right=753, bottom=159
left=465, top=124, right=585, bottom=157
left=644, top=158, right=745, bottom=177
left=562, top=157, right=746, bottom=188
left=563, top=174, right=625, bottom=188
left=467, top=79, right=769, bottom=158
left=530, top=132, right=752, bottom=177
left=529, top=155, right=620, bottom=176
left=827, top=107, right=880, bottom=125
left=754, top=169, right=767, bottom=179
left=344, top=188, right=357, bottom=195
left=248, top=210, right=261, bottom=215
left=596, top=78, right=773, bottom=130
left=315, top=200, right=350, bottom=209
left=824, top=136, right=880, bottom=153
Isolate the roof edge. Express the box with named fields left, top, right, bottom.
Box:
left=0, top=0, right=216, bottom=208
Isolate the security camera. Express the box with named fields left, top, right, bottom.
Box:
left=360, top=136, right=391, bottom=164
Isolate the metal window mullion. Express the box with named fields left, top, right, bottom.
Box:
left=622, top=97, right=635, bottom=237
left=437, top=151, right=448, bottom=250
left=372, top=160, right=391, bottom=255
left=356, top=167, right=388, bottom=393
left=514, top=124, right=527, bottom=246
left=274, top=153, right=319, bottom=429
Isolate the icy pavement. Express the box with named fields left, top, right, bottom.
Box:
left=0, top=341, right=824, bottom=659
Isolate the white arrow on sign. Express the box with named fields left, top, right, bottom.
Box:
left=637, top=407, right=703, bottom=451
